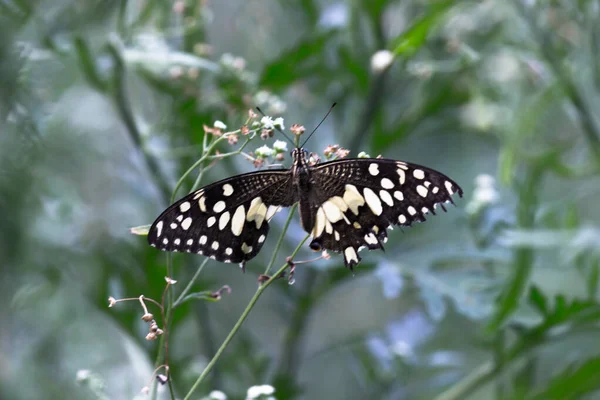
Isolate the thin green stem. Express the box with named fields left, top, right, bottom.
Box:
left=183, top=234, right=310, bottom=400
left=264, top=204, right=298, bottom=275
left=174, top=258, right=210, bottom=307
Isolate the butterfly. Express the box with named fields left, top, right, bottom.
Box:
left=147, top=147, right=463, bottom=271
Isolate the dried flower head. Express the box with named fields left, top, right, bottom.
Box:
left=141, top=386, right=150, bottom=395
left=156, top=374, right=169, bottom=385
left=241, top=125, right=250, bottom=136
left=323, top=144, right=339, bottom=158
left=321, top=250, right=331, bottom=260
left=203, top=124, right=222, bottom=137
left=275, top=153, right=285, bottom=162
left=253, top=158, right=265, bottom=168
left=260, top=129, right=271, bottom=140
left=248, top=109, right=258, bottom=119
left=108, top=297, right=117, bottom=307
left=335, top=147, right=350, bottom=159
left=290, top=124, right=305, bottom=136
left=141, top=313, right=154, bottom=322
left=228, top=134, right=239, bottom=145
left=165, top=277, right=178, bottom=285
left=146, top=332, right=157, bottom=341
left=308, top=152, right=321, bottom=166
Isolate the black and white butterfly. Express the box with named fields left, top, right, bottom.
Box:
left=148, top=148, right=463, bottom=270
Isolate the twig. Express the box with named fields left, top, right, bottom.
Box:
left=183, top=233, right=311, bottom=400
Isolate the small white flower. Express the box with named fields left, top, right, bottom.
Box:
left=273, top=140, right=288, bottom=152
left=371, top=50, right=394, bottom=73
left=466, top=173, right=499, bottom=215
left=213, top=120, right=227, bottom=130
left=246, top=384, right=275, bottom=399
left=357, top=151, right=371, bottom=158
left=273, top=117, right=285, bottom=130
left=76, top=369, right=91, bottom=382
left=255, top=145, right=273, bottom=158
left=260, top=116, right=275, bottom=130
left=209, top=390, right=227, bottom=400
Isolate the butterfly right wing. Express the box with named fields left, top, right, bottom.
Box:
left=148, top=169, right=295, bottom=267
left=308, top=158, right=463, bottom=269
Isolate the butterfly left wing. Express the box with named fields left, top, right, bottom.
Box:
left=307, top=158, right=463, bottom=269
left=148, top=170, right=295, bottom=268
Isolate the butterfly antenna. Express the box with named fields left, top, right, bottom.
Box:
left=255, top=107, right=295, bottom=147
left=300, top=103, right=336, bottom=148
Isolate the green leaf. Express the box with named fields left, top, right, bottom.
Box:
left=587, top=259, right=599, bottom=299
left=528, top=286, right=548, bottom=316
left=532, top=358, right=600, bottom=399
left=259, top=33, right=332, bottom=89
left=129, top=224, right=150, bottom=236
left=389, top=0, right=455, bottom=58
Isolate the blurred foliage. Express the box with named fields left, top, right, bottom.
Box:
left=3, top=0, right=600, bottom=399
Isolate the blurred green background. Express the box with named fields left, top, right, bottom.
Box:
left=3, top=0, right=600, bottom=399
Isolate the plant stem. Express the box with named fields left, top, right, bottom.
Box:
left=174, top=258, right=210, bottom=307
left=183, top=234, right=310, bottom=400
left=264, top=204, right=298, bottom=276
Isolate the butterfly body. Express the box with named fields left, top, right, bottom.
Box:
left=148, top=148, right=463, bottom=270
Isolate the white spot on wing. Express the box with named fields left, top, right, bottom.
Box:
left=343, top=184, right=365, bottom=215
left=445, top=180, right=454, bottom=194
left=368, top=163, right=380, bottom=176
left=379, top=190, right=394, bottom=206
left=258, top=235, right=266, bottom=243
left=179, top=202, right=191, bottom=212
left=363, top=188, right=383, bottom=216
left=322, top=200, right=344, bottom=223
left=219, top=211, right=231, bottom=230
left=433, top=187, right=439, bottom=194
left=399, top=214, right=407, bottom=224
left=416, top=185, right=428, bottom=197
left=365, top=233, right=378, bottom=245
left=222, top=184, right=234, bottom=197
left=182, top=217, right=193, bottom=230
left=156, top=221, right=163, bottom=237
left=213, top=201, right=226, bottom=213
left=413, top=169, right=425, bottom=179
left=186, top=239, right=193, bottom=245
left=170, top=223, right=177, bottom=229
left=174, top=238, right=181, bottom=245
left=199, top=197, right=207, bottom=212
left=312, top=208, right=326, bottom=237
left=381, top=178, right=394, bottom=189
left=162, top=238, right=169, bottom=245
left=408, top=206, right=417, bottom=215
left=225, top=247, right=233, bottom=255
left=397, top=169, right=406, bottom=185
left=231, top=205, right=245, bottom=236
left=207, top=216, right=216, bottom=227
left=211, top=241, right=219, bottom=250
left=334, top=231, right=340, bottom=241
left=199, top=235, right=207, bottom=244
left=241, top=242, right=253, bottom=254
left=176, top=215, right=183, bottom=222
left=394, top=191, right=404, bottom=201
left=344, top=247, right=358, bottom=264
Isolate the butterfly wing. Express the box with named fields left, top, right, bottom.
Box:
left=148, top=169, right=295, bottom=268
left=308, top=158, right=463, bottom=269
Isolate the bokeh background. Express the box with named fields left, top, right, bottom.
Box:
left=3, top=0, right=600, bottom=399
